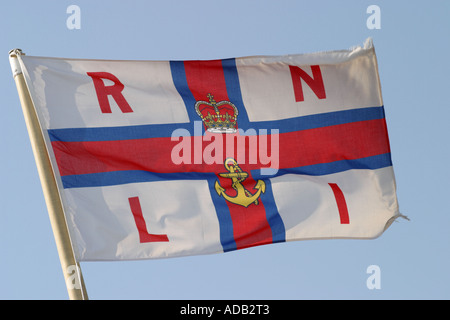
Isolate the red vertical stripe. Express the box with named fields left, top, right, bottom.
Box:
left=184, top=61, right=273, bottom=249
left=184, top=60, right=229, bottom=102
left=216, top=162, right=273, bottom=250
left=328, top=183, right=350, bottom=224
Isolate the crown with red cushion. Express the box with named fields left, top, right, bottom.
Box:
left=195, top=93, right=238, bottom=133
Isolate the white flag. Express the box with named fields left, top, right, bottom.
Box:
left=18, top=38, right=401, bottom=261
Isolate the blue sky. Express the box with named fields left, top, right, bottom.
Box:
left=1, top=0, right=449, bottom=299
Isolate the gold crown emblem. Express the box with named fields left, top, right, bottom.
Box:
left=195, top=93, right=238, bottom=133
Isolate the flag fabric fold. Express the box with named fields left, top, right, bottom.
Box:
left=18, top=38, right=400, bottom=261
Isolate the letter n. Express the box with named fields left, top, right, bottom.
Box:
left=289, top=65, right=326, bottom=102
left=87, top=72, right=133, bottom=113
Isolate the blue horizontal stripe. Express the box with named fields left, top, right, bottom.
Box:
left=61, top=171, right=215, bottom=189
left=48, top=122, right=194, bottom=142
left=48, top=106, right=385, bottom=142
left=60, top=153, right=392, bottom=189
left=252, top=106, right=385, bottom=132
left=251, top=153, right=392, bottom=180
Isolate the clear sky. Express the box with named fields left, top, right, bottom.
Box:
left=1, top=0, right=449, bottom=300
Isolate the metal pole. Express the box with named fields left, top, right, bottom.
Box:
left=9, top=49, right=88, bottom=300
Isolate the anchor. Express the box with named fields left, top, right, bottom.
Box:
left=214, top=158, right=266, bottom=207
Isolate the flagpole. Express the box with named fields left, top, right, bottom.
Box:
left=8, top=49, right=88, bottom=300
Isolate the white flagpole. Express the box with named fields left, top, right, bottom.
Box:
left=9, top=49, right=88, bottom=300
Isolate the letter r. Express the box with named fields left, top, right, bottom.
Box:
left=87, top=72, right=133, bottom=113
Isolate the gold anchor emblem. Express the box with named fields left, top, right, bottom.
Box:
left=214, top=158, right=266, bottom=207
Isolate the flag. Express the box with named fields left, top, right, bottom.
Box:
left=18, top=38, right=400, bottom=261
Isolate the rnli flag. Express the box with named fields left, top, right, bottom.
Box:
left=18, top=39, right=400, bottom=261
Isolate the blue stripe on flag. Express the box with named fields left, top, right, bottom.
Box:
left=260, top=179, right=286, bottom=243
left=206, top=177, right=237, bottom=252
left=169, top=60, right=202, bottom=124
left=48, top=106, right=386, bottom=142
left=60, top=171, right=208, bottom=189
left=60, top=153, right=392, bottom=189
left=251, top=153, right=393, bottom=180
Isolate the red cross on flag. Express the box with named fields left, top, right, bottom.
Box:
left=14, top=39, right=401, bottom=261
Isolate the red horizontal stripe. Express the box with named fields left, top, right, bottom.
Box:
left=51, top=118, right=390, bottom=177
left=278, top=118, right=390, bottom=169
